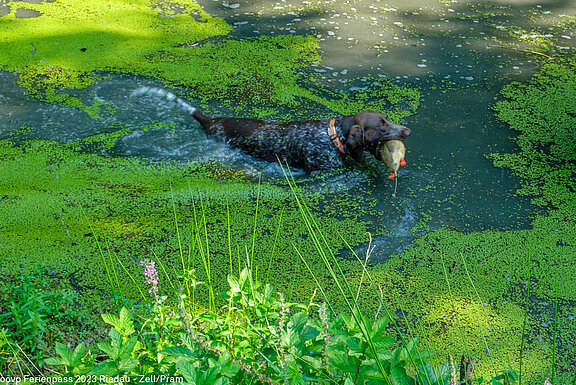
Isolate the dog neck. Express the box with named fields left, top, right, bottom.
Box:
left=327, top=116, right=356, bottom=155
left=328, top=118, right=346, bottom=154
left=329, top=116, right=355, bottom=150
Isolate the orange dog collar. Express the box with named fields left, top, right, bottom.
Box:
left=328, top=119, right=346, bottom=154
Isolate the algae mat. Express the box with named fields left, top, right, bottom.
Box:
left=1, top=0, right=576, bottom=383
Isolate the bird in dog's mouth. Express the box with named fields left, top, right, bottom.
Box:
left=378, top=140, right=407, bottom=197
left=378, top=140, right=406, bottom=179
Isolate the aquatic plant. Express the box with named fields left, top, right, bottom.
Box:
left=0, top=135, right=370, bottom=306
left=491, top=61, right=576, bottom=211
left=140, top=259, right=159, bottom=296
left=1, top=1, right=575, bottom=383
left=0, top=0, right=422, bottom=121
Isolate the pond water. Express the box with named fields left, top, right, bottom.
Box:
left=2, top=0, right=575, bottom=260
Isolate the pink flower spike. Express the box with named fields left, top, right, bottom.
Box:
left=141, top=259, right=159, bottom=295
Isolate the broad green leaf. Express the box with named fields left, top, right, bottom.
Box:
left=44, top=357, right=65, bottom=366
left=239, top=268, right=250, bottom=289
left=290, top=312, right=308, bottom=331
left=374, top=337, right=395, bottom=351
left=403, top=338, right=418, bottom=361
left=117, top=336, right=138, bottom=359
left=110, top=329, right=123, bottom=350
left=72, top=363, right=92, bottom=376
left=201, top=367, right=221, bottom=385
left=413, top=349, right=435, bottom=363
left=329, top=351, right=361, bottom=373
left=390, top=365, right=408, bottom=385
left=287, top=361, right=306, bottom=385
left=377, top=351, right=393, bottom=362
left=285, top=328, right=302, bottom=349
left=219, top=362, right=241, bottom=378
left=101, top=307, right=135, bottom=337
left=55, top=342, right=73, bottom=365
left=299, top=355, right=322, bottom=370
left=97, top=341, right=117, bottom=359
left=180, top=333, right=196, bottom=350
left=161, top=346, right=197, bottom=357
left=117, top=358, right=139, bottom=372
left=227, top=275, right=240, bottom=294
left=346, top=337, right=367, bottom=355
left=370, top=316, right=390, bottom=338
left=343, top=376, right=355, bottom=385
left=101, top=313, right=119, bottom=327
left=300, top=325, right=320, bottom=342
left=118, top=307, right=135, bottom=336
left=71, top=343, right=87, bottom=366
left=89, top=361, right=118, bottom=376
left=492, top=377, right=503, bottom=385
left=177, top=360, right=199, bottom=383
left=341, top=314, right=354, bottom=330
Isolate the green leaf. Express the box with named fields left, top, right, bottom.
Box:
left=55, top=342, right=73, bottom=365
left=117, top=337, right=138, bottom=359
left=71, top=343, right=87, bottom=367
left=418, top=362, right=450, bottom=385
left=97, top=341, right=117, bottom=360
left=390, top=365, right=408, bottom=385
left=101, top=313, right=119, bottom=327
left=287, top=360, right=306, bottom=385
left=343, top=376, right=355, bottom=385
left=374, top=336, right=395, bottom=351
left=346, top=337, right=368, bottom=355
left=492, top=377, right=503, bottom=385
left=117, top=358, right=139, bottom=372
left=72, top=364, right=92, bottom=376
left=110, top=329, right=123, bottom=350
left=227, top=274, right=240, bottom=294
left=44, top=357, right=65, bottom=366
left=161, top=346, right=198, bottom=357
left=402, top=338, right=418, bottom=361
left=89, top=360, right=118, bottom=376
left=290, top=312, right=308, bottom=331
left=177, top=360, right=199, bottom=383
left=377, top=351, right=393, bottom=362
left=329, top=351, right=361, bottom=373
left=201, top=367, right=221, bottom=385
left=238, top=268, right=251, bottom=291
left=299, top=355, right=322, bottom=370
left=180, top=333, right=196, bottom=350
left=413, top=349, right=435, bottom=363
left=118, top=307, right=135, bottom=336
left=370, top=316, right=390, bottom=338
left=101, top=307, right=135, bottom=337
left=341, top=314, right=354, bottom=331
left=219, top=362, right=241, bottom=378
left=391, top=346, right=403, bottom=366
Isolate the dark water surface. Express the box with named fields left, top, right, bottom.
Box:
left=2, top=0, right=575, bottom=259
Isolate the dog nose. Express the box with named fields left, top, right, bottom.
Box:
left=404, top=128, right=411, bottom=137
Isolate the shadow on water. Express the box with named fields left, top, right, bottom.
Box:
left=2, top=0, right=575, bottom=260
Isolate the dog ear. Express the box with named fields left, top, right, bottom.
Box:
left=345, top=125, right=365, bottom=162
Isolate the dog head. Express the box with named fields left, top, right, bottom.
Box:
left=344, top=111, right=411, bottom=162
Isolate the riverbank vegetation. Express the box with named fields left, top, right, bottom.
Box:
left=1, top=0, right=575, bottom=384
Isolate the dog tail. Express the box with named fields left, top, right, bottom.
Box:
left=131, top=86, right=211, bottom=126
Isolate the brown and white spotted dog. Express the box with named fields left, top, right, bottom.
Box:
left=132, top=87, right=411, bottom=173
